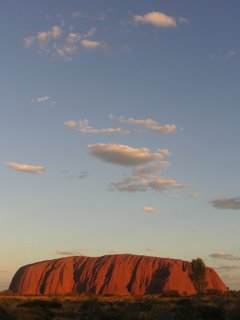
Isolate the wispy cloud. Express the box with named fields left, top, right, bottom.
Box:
left=114, top=116, right=177, bottom=134
left=209, top=252, right=240, bottom=261
left=88, top=143, right=168, bottom=166
left=64, top=119, right=127, bottom=134
left=24, top=20, right=103, bottom=61
left=56, top=250, right=84, bottom=256
left=225, top=50, right=237, bottom=60
left=24, top=25, right=62, bottom=49
left=215, top=265, right=240, bottom=272
left=210, top=197, right=240, bottom=210
left=80, top=39, right=102, bottom=49
left=78, top=171, right=88, bottom=179
left=133, top=11, right=177, bottom=28
left=112, top=176, right=187, bottom=193
left=144, top=206, right=155, bottom=214
left=7, top=162, right=45, bottom=174
left=190, top=192, right=201, bottom=198
left=72, top=11, right=82, bottom=18
left=32, top=95, right=56, bottom=105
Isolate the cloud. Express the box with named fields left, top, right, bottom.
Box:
left=64, top=119, right=127, bottom=134
left=32, top=96, right=56, bottom=106
left=225, top=50, right=237, bottom=60
left=116, top=116, right=177, bottom=134
left=210, top=197, right=240, bottom=210
left=88, top=143, right=168, bottom=166
left=133, top=11, right=177, bottom=28
left=67, top=32, right=82, bottom=44
left=133, top=160, right=171, bottom=177
left=144, top=206, right=155, bottom=214
left=190, top=192, right=201, bottom=198
left=78, top=171, right=88, bottom=179
left=7, top=162, right=45, bottom=174
left=209, top=252, right=240, bottom=261
left=111, top=175, right=187, bottom=193
left=72, top=11, right=82, bottom=18
left=24, top=25, right=62, bottom=49
left=56, top=250, right=84, bottom=256
left=179, top=17, right=189, bottom=24
left=215, top=265, right=240, bottom=272
left=80, top=39, right=102, bottom=49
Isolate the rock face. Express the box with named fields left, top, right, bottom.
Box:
left=9, top=254, right=227, bottom=295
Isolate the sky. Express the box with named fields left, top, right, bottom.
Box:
left=0, top=0, right=240, bottom=291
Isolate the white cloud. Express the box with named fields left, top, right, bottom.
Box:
left=67, top=32, right=82, bottom=44
left=210, top=197, right=240, bottom=210
left=32, top=96, right=56, bottom=105
left=81, top=39, right=102, bottom=49
left=209, top=252, right=240, bottom=261
left=117, top=116, right=177, bottom=134
left=133, top=11, right=177, bottom=28
left=64, top=119, right=127, bottom=134
left=88, top=143, right=167, bottom=166
left=144, top=206, right=155, bottom=214
left=32, top=96, right=50, bottom=103
left=7, top=162, right=45, bottom=174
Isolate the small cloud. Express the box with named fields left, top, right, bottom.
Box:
left=67, top=32, right=82, bottom=44
left=80, top=39, right=102, bottom=49
left=190, top=192, right=201, bottom=198
left=144, top=206, right=155, bottom=214
left=210, top=197, right=240, bottom=210
left=133, top=11, right=177, bottom=28
left=7, top=162, right=45, bottom=174
left=72, top=11, right=82, bottom=18
left=24, top=25, right=62, bottom=49
left=32, top=96, right=50, bottom=103
left=225, top=50, right=237, bottom=60
left=144, top=248, right=154, bottom=252
left=78, top=171, right=88, bottom=179
left=64, top=119, right=127, bottom=134
left=32, top=96, right=56, bottom=106
left=56, top=250, right=84, bottom=256
left=116, top=116, right=177, bottom=134
left=209, top=252, right=240, bottom=261
left=179, top=17, right=189, bottom=24
left=88, top=143, right=168, bottom=166
left=83, top=27, right=96, bottom=38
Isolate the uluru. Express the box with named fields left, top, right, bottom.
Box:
left=9, top=254, right=227, bottom=295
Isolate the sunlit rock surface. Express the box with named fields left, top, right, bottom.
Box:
left=9, top=254, right=227, bottom=295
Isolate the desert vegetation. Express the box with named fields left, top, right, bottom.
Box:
left=0, top=291, right=240, bottom=320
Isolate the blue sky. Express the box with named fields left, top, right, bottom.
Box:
left=1, top=0, right=240, bottom=290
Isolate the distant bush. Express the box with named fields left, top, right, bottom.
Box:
left=19, top=299, right=62, bottom=309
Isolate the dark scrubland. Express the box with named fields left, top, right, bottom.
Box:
left=1, top=290, right=240, bottom=320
